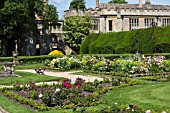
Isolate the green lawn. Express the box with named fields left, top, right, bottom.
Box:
left=0, top=70, right=170, bottom=112
left=102, top=82, right=170, bottom=112
left=14, top=64, right=47, bottom=69
left=0, top=94, right=74, bottom=113
left=0, top=71, right=62, bottom=85
left=0, top=63, right=47, bottom=71
left=72, top=71, right=170, bottom=112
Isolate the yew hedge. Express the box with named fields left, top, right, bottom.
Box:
left=80, top=26, right=170, bottom=54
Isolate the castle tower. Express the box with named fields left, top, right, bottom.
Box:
left=96, top=0, right=99, bottom=8
left=139, top=0, right=142, bottom=8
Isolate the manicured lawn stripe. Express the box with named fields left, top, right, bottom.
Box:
left=0, top=94, right=33, bottom=113
left=102, top=82, right=170, bottom=112
left=0, top=71, right=62, bottom=85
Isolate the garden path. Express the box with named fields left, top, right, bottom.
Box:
left=0, top=70, right=103, bottom=88
left=0, top=106, right=8, bottom=113
left=17, top=69, right=103, bottom=83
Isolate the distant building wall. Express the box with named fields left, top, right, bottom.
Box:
left=64, top=2, right=170, bottom=33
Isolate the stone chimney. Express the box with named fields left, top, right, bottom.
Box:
left=145, top=0, right=151, bottom=4
left=96, top=0, right=99, bottom=8
left=139, top=0, right=142, bottom=8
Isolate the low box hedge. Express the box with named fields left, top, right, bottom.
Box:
left=0, top=55, right=60, bottom=64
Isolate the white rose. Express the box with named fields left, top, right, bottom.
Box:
left=55, top=88, right=61, bottom=93
left=39, top=94, right=43, bottom=98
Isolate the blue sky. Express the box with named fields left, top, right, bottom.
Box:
left=49, top=0, right=170, bottom=19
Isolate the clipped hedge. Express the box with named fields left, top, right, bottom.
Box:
left=0, top=55, right=60, bottom=64
left=80, top=25, right=170, bottom=54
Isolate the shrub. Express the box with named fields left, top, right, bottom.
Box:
left=80, top=26, right=170, bottom=54
left=29, top=91, right=39, bottom=99
left=160, top=60, right=170, bottom=71
left=48, top=50, right=64, bottom=56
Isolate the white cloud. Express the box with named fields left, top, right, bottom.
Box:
left=50, top=0, right=68, bottom=4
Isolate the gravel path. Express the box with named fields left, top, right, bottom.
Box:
left=16, top=69, right=103, bottom=83
left=0, top=107, right=8, bottom=113
left=0, top=70, right=103, bottom=88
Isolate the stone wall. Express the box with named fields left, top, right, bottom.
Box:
left=64, top=3, right=170, bottom=33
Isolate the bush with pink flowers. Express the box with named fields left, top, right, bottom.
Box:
left=1, top=77, right=142, bottom=111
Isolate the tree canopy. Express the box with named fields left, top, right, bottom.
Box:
left=63, top=15, right=93, bottom=53
left=69, top=0, right=86, bottom=11
left=0, top=0, right=58, bottom=56
left=108, top=0, right=128, bottom=4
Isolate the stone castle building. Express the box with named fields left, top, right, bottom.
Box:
left=64, top=0, right=170, bottom=33
left=2, top=0, right=170, bottom=56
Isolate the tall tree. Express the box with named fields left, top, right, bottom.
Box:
left=43, top=4, right=58, bottom=33
left=109, top=0, right=128, bottom=4
left=63, top=15, right=93, bottom=53
left=0, top=0, right=6, bottom=32
left=0, top=0, right=35, bottom=56
left=0, top=0, right=58, bottom=56
left=69, top=0, right=86, bottom=11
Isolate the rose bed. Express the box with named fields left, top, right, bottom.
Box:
left=1, top=77, right=142, bottom=112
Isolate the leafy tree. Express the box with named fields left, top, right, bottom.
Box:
left=108, top=0, right=128, bottom=4
left=0, top=0, right=58, bottom=56
left=43, top=5, right=58, bottom=22
left=43, top=4, right=58, bottom=33
left=63, top=15, right=93, bottom=53
left=69, top=0, right=86, bottom=11
left=0, top=0, right=36, bottom=56
left=0, top=0, right=5, bottom=32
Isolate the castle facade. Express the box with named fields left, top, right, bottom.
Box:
left=64, top=0, right=170, bottom=33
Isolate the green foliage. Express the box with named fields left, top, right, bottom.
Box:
left=1, top=0, right=35, bottom=38
left=0, top=0, right=58, bottom=37
left=112, top=80, right=120, bottom=86
left=0, top=76, right=146, bottom=112
left=80, top=34, right=98, bottom=54
left=0, top=0, right=58, bottom=56
left=29, top=91, right=39, bottom=100
left=43, top=4, right=59, bottom=30
left=48, top=50, right=64, bottom=56
left=143, top=75, right=170, bottom=82
left=69, top=0, right=86, bottom=11
left=0, top=55, right=58, bottom=65
left=108, top=0, right=128, bottom=4
left=161, top=60, right=170, bottom=71
left=49, top=56, right=82, bottom=69
left=82, top=84, right=95, bottom=92
left=20, top=55, right=57, bottom=64
left=43, top=5, right=58, bottom=21
left=63, top=15, right=93, bottom=53
left=81, top=26, right=170, bottom=54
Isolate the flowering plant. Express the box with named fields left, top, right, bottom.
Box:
left=48, top=54, right=168, bottom=74
left=48, top=50, right=64, bottom=56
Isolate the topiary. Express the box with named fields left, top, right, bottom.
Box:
left=48, top=50, right=64, bottom=56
